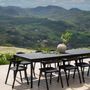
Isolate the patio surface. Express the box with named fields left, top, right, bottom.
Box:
left=0, top=58, right=90, bottom=90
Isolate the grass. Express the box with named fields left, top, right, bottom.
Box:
left=0, top=46, right=34, bottom=65
left=0, top=46, right=34, bottom=54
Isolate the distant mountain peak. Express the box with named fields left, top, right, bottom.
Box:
left=69, top=8, right=82, bottom=11
left=43, top=5, right=64, bottom=9
left=32, top=5, right=67, bottom=10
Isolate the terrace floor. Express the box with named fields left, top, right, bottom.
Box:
left=1, top=59, right=90, bottom=90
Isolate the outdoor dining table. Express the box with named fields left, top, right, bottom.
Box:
left=14, top=48, right=90, bottom=88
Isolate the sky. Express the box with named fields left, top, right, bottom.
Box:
left=0, top=0, right=90, bottom=10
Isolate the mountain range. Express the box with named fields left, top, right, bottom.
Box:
left=0, top=5, right=90, bottom=49
left=0, top=5, right=90, bottom=21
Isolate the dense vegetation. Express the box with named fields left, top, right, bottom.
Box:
left=0, top=6, right=90, bottom=49
left=0, top=46, right=33, bottom=65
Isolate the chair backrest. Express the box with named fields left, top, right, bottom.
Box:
left=41, top=59, right=59, bottom=68
left=62, top=57, right=78, bottom=65
left=35, top=50, right=42, bottom=53
left=16, top=52, right=25, bottom=54
left=10, top=52, right=25, bottom=65
left=8, top=57, right=21, bottom=68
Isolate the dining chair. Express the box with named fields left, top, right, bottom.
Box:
left=38, top=60, right=63, bottom=90
left=73, top=56, right=90, bottom=82
left=16, top=52, right=36, bottom=77
left=58, top=58, right=82, bottom=87
left=5, top=58, right=29, bottom=88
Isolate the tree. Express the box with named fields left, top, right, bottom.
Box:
left=61, top=31, right=72, bottom=45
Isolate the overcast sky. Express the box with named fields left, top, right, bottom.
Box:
left=0, top=0, right=90, bottom=10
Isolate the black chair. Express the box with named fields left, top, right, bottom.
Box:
left=87, top=61, right=90, bottom=76
left=38, top=60, right=63, bottom=90
left=59, top=58, right=82, bottom=87
left=73, top=56, right=90, bottom=82
left=16, top=52, right=35, bottom=77
left=5, top=58, right=29, bottom=88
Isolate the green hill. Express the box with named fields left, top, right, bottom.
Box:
left=0, top=16, right=74, bottom=48
left=0, top=6, right=90, bottom=49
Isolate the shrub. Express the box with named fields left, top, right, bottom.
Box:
left=0, top=53, right=13, bottom=65
left=61, top=31, right=72, bottom=45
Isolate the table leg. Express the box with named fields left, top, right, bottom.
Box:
left=31, top=62, right=33, bottom=88
left=79, top=58, right=85, bottom=83
left=81, top=66, right=85, bottom=83
left=63, top=61, right=69, bottom=86
left=75, top=60, right=82, bottom=83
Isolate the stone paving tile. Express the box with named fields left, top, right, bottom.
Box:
left=0, top=59, right=90, bottom=90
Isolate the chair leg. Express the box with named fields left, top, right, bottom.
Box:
left=12, top=71, right=18, bottom=88
left=58, top=69, right=63, bottom=88
left=87, top=66, right=90, bottom=76
left=45, top=73, right=49, bottom=90
left=82, top=67, right=85, bottom=83
left=67, top=70, right=70, bottom=81
left=5, top=61, right=12, bottom=84
left=57, top=70, right=60, bottom=82
left=33, top=63, right=36, bottom=77
left=64, top=69, right=69, bottom=86
left=38, top=71, right=42, bottom=87
left=24, top=69, right=29, bottom=85
left=77, top=67, right=82, bottom=83
left=73, top=68, right=76, bottom=79
left=81, top=66, right=85, bottom=83
left=50, top=73, right=52, bottom=84
left=19, top=71, right=23, bottom=83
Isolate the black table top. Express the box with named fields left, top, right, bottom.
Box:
left=66, top=48, right=90, bottom=55
left=15, top=52, right=66, bottom=60
left=15, top=49, right=90, bottom=62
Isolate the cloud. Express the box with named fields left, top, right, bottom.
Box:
left=71, top=0, right=85, bottom=3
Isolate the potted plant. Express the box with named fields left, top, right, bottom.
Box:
left=57, top=31, right=72, bottom=53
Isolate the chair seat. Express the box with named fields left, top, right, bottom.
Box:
left=20, top=61, right=31, bottom=65
left=59, top=65, right=76, bottom=70
left=39, top=67, right=58, bottom=73
left=10, top=66, right=27, bottom=71
left=76, top=62, right=90, bottom=67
